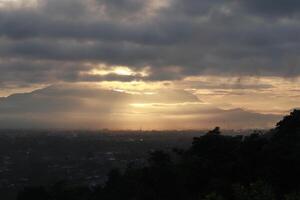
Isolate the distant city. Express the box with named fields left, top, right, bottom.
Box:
left=0, top=129, right=255, bottom=199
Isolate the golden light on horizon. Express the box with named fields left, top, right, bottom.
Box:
left=0, top=74, right=299, bottom=130
left=178, top=76, right=300, bottom=115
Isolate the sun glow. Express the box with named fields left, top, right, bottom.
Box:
left=113, top=67, right=134, bottom=76
left=86, top=66, right=150, bottom=77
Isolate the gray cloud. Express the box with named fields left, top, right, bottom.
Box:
left=0, top=0, right=300, bottom=87
left=239, top=0, right=300, bottom=17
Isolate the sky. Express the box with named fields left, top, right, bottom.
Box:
left=0, top=0, right=299, bottom=129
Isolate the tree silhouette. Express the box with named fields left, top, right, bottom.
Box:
left=17, top=187, right=50, bottom=200
left=207, top=127, right=221, bottom=135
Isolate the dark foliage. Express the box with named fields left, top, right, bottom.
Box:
left=17, top=110, right=300, bottom=200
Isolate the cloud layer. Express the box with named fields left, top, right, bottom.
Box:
left=1, top=0, right=300, bottom=88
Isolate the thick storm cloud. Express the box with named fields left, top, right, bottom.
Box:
left=1, top=0, right=300, bottom=86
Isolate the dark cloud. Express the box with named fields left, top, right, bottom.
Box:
left=97, top=0, right=147, bottom=18
left=239, top=0, right=300, bottom=16
left=0, top=0, right=300, bottom=87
